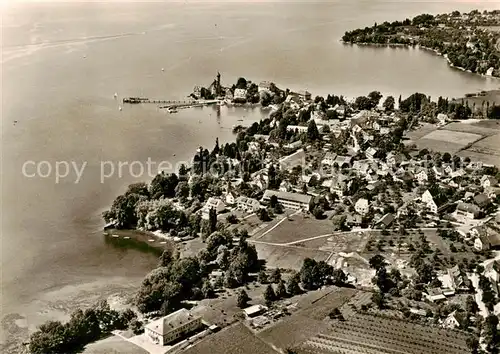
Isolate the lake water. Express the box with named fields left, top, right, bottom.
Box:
left=1, top=0, right=499, bottom=349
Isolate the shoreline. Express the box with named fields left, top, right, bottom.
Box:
left=341, top=40, right=500, bottom=80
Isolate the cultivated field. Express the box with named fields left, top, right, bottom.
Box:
left=257, top=288, right=357, bottom=349
left=407, top=120, right=500, bottom=165
left=296, top=313, right=471, bottom=354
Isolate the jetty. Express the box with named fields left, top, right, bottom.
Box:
left=122, top=97, right=219, bottom=109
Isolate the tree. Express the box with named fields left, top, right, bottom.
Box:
left=237, top=289, right=250, bottom=308
left=158, top=249, right=175, bottom=267
left=236, top=77, right=248, bottom=89
left=368, top=91, right=383, bottom=107
left=201, top=280, right=215, bottom=299
left=313, top=206, right=325, bottom=219
left=286, top=273, right=301, bottom=295
left=269, top=268, right=282, bottom=283
left=332, top=268, right=347, bottom=286
left=264, top=284, right=276, bottom=306
left=307, top=120, right=320, bottom=141
left=383, top=96, right=395, bottom=112
left=369, top=255, right=386, bottom=271
left=276, top=280, right=287, bottom=298
left=257, top=208, right=271, bottom=221
left=372, top=291, right=385, bottom=309
left=209, top=207, right=217, bottom=233
left=258, top=270, right=268, bottom=284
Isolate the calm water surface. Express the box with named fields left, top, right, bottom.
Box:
left=1, top=0, right=499, bottom=347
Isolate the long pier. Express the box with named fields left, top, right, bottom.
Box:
left=122, top=97, right=219, bottom=109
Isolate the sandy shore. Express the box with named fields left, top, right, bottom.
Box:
left=0, top=276, right=143, bottom=354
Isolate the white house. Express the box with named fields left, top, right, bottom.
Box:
left=365, top=147, right=378, bottom=160
left=243, top=304, right=268, bottom=318
left=321, top=152, right=337, bottom=167
left=442, top=311, right=460, bottom=329
left=454, top=202, right=480, bottom=222
left=279, top=180, right=293, bottom=192
left=145, top=309, right=202, bottom=346
left=233, top=88, right=247, bottom=102
left=437, top=113, right=448, bottom=125
left=482, top=175, right=498, bottom=189
left=201, top=197, right=226, bottom=220
left=354, top=198, right=369, bottom=215
left=415, top=168, right=429, bottom=184
left=421, top=190, right=438, bottom=214
left=224, top=190, right=237, bottom=205
left=236, top=196, right=261, bottom=213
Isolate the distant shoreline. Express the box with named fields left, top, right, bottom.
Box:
left=341, top=40, right=500, bottom=80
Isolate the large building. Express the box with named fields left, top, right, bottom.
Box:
left=145, top=309, right=202, bottom=346
left=262, top=190, right=312, bottom=210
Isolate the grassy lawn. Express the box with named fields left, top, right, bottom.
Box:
left=253, top=243, right=330, bottom=270
left=256, top=213, right=333, bottom=244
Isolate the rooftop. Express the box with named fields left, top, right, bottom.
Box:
left=145, top=309, right=200, bottom=336
left=262, top=190, right=312, bottom=205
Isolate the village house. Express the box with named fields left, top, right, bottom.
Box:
left=236, top=196, right=261, bottom=213
left=442, top=311, right=460, bottom=329
left=321, top=152, right=337, bottom=167
left=258, top=81, right=272, bottom=93
left=374, top=213, right=395, bottom=229
left=262, top=190, right=312, bottom=210
left=284, top=140, right=303, bottom=150
left=414, top=168, right=429, bottom=184
left=243, top=304, right=268, bottom=318
left=421, top=190, right=439, bottom=214
left=425, top=288, right=446, bottom=302
left=298, top=90, right=312, bottom=101
left=473, top=224, right=500, bottom=251
left=145, top=309, right=202, bottom=346
left=447, top=265, right=470, bottom=292
left=474, top=193, right=491, bottom=209
left=279, top=180, right=293, bottom=192
left=482, top=175, right=498, bottom=189
left=365, top=147, right=378, bottom=161
left=354, top=198, right=370, bottom=215
left=233, top=88, right=247, bottom=103
left=453, top=202, right=480, bottom=222
left=286, top=125, right=308, bottom=133
left=224, top=189, right=237, bottom=205
left=201, top=197, right=226, bottom=219
left=483, top=260, right=500, bottom=295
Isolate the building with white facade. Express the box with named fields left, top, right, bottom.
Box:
left=145, top=309, right=202, bottom=346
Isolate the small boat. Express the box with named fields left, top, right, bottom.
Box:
left=172, top=153, right=176, bottom=156
left=237, top=119, right=244, bottom=122
left=161, top=68, right=165, bottom=72
left=118, top=106, right=122, bottom=111
left=114, top=93, right=118, bottom=99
